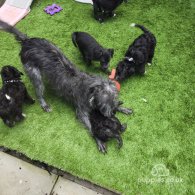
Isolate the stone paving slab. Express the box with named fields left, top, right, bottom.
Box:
left=51, top=176, right=101, bottom=195
left=0, top=151, right=57, bottom=195
left=0, top=152, right=104, bottom=195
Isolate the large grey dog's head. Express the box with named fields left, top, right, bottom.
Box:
left=88, top=78, right=118, bottom=117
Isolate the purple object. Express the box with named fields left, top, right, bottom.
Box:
left=44, top=4, right=63, bottom=15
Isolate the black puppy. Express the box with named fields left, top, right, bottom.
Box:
left=92, top=0, right=127, bottom=22
left=115, top=24, right=156, bottom=81
left=72, top=32, right=114, bottom=71
left=90, top=109, right=127, bottom=153
left=0, top=65, right=35, bottom=127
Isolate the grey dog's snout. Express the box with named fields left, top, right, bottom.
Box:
left=101, top=107, right=112, bottom=118
left=104, top=110, right=112, bottom=118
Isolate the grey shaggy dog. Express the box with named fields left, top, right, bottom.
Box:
left=0, top=20, right=132, bottom=152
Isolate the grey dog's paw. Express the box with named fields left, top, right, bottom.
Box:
left=98, top=142, right=107, bottom=154
left=42, top=105, right=52, bottom=112
left=96, top=139, right=107, bottom=154
left=123, top=108, right=133, bottom=115
left=118, top=107, right=133, bottom=115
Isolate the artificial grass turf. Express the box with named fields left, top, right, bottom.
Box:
left=0, top=0, right=194, bottom=194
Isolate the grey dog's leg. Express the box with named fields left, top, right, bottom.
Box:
left=76, top=110, right=92, bottom=133
left=24, top=64, right=51, bottom=112
left=117, top=106, right=133, bottom=115
left=76, top=110, right=107, bottom=153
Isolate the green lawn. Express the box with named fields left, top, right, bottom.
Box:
left=0, top=0, right=194, bottom=194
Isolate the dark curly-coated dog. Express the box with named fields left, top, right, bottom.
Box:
left=90, top=109, right=127, bottom=153
left=115, top=24, right=156, bottom=81
left=92, top=0, right=127, bottom=23
left=72, top=32, right=114, bottom=72
left=0, top=65, right=35, bottom=127
left=0, top=21, right=132, bottom=148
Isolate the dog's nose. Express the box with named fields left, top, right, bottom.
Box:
left=102, top=64, right=109, bottom=70
left=121, top=123, right=127, bottom=132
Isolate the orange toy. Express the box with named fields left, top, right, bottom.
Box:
left=109, top=69, right=120, bottom=91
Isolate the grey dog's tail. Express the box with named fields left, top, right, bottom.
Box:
left=0, top=20, right=28, bottom=42
left=71, top=32, right=78, bottom=48
left=130, top=23, right=151, bottom=34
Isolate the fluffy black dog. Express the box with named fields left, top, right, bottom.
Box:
left=90, top=109, right=127, bottom=153
left=0, top=20, right=132, bottom=147
left=72, top=32, right=114, bottom=71
left=92, top=0, right=127, bottom=22
left=0, top=65, right=35, bottom=127
left=115, top=24, right=156, bottom=81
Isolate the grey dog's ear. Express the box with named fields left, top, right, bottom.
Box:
left=89, top=96, right=95, bottom=107
left=108, top=49, right=114, bottom=58
left=88, top=85, right=102, bottom=107
left=88, top=87, right=97, bottom=107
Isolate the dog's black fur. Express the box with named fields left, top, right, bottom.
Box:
left=0, top=65, right=35, bottom=127
left=90, top=109, right=127, bottom=153
left=0, top=20, right=132, bottom=148
left=115, top=24, right=156, bottom=81
left=72, top=32, right=114, bottom=71
left=92, top=0, right=127, bottom=22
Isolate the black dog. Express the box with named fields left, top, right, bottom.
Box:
left=0, top=66, right=35, bottom=127
left=90, top=109, right=127, bottom=153
left=92, top=0, right=127, bottom=23
left=115, top=24, right=156, bottom=81
left=72, top=32, right=114, bottom=71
